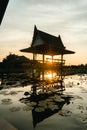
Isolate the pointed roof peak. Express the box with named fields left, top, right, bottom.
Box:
left=58, top=35, right=61, bottom=38
left=20, top=26, right=75, bottom=55
left=34, top=25, right=37, bottom=31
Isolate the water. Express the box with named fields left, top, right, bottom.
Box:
left=0, top=74, right=87, bottom=130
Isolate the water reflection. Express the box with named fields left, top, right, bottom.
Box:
left=9, top=107, right=21, bottom=112
left=0, top=74, right=87, bottom=130
left=20, top=93, right=72, bottom=128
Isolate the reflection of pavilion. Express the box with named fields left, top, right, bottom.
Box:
left=32, top=96, right=71, bottom=128
left=20, top=93, right=72, bottom=128
left=20, top=26, right=75, bottom=95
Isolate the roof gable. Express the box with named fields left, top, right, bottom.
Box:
left=20, top=25, right=75, bottom=55
left=31, top=25, right=65, bottom=50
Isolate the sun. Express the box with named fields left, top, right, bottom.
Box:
left=46, top=56, right=53, bottom=63
left=44, top=71, right=56, bottom=80
left=45, top=73, right=53, bottom=79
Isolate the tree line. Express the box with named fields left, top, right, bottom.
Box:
left=0, top=53, right=87, bottom=75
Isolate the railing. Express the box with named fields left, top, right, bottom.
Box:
left=37, top=59, right=65, bottom=64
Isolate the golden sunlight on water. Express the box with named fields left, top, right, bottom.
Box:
left=46, top=58, right=53, bottom=63
left=0, top=75, right=87, bottom=130
left=41, top=71, right=57, bottom=80
left=45, top=73, right=53, bottom=79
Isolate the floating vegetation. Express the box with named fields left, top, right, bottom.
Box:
left=9, top=91, right=18, bottom=95
left=73, top=95, right=83, bottom=100
left=1, top=98, right=12, bottom=105
left=81, top=89, right=87, bottom=93
left=35, top=107, right=45, bottom=112
left=48, top=96, right=55, bottom=99
left=77, top=104, right=87, bottom=113
left=54, top=98, right=65, bottom=102
left=59, top=109, right=72, bottom=116
left=48, top=104, right=58, bottom=111
left=77, top=105, right=84, bottom=110
left=17, top=90, right=24, bottom=93
left=38, top=102, right=58, bottom=111
left=0, top=90, right=18, bottom=95
left=20, top=99, right=37, bottom=111
left=81, top=116, right=87, bottom=124
left=23, top=105, right=34, bottom=111
left=45, top=98, right=53, bottom=102
left=38, top=101, right=48, bottom=109
left=61, top=95, right=69, bottom=98
left=0, top=90, right=9, bottom=95
left=20, top=93, right=70, bottom=113
left=30, top=101, right=37, bottom=106
left=26, top=102, right=31, bottom=106
left=9, top=107, right=21, bottom=112
left=20, top=98, right=30, bottom=104
left=46, top=100, right=55, bottom=106
left=77, top=114, right=87, bottom=124
left=48, top=94, right=65, bottom=102
left=0, top=90, right=21, bottom=97
left=26, top=102, right=37, bottom=108
left=37, top=99, right=58, bottom=111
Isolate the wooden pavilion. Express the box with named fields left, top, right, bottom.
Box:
left=20, top=25, right=75, bottom=95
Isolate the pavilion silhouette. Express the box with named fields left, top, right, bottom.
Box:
left=20, top=25, right=75, bottom=95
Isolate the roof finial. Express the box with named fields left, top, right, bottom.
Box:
left=34, top=25, right=37, bottom=31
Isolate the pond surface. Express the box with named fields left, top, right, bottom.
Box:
left=0, top=74, right=87, bottom=130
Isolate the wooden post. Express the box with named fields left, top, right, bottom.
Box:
left=33, top=53, right=37, bottom=60
left=60, top=54, right=63, bottom=88
left=52, top=55, right=53, bottom=78
left=32, top=53, right=37, bottom=95
left=42, top=54, right=45, bottom=93
left=42, top=54, right=45, bottom=80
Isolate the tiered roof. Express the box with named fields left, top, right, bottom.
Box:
left=20, top=26, right=75, bottom=55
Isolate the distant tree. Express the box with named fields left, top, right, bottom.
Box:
left=2, top=53, right=31, bottom=72
left=1, top=53, right=87, bottom=75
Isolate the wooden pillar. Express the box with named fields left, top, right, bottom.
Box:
left=52, top=55, right=53, bottom=78
left=33, top=53, right=37, bottom=60
left=60, top=54, right=63, bottom=88
left=42, top=54, right=45, bottom=63
left=32, top=53, right=37, bottom=95
left=42, top=54, right=45, bottom=93
left=42, top=54, right=45, bottom=80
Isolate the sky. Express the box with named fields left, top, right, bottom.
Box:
left=0, top=0, right=87, bottom=65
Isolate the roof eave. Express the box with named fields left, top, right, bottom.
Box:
left=20, top=47, right=75, bottom=55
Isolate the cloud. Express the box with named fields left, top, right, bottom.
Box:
left=3, top=0, right=87, bottom=32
